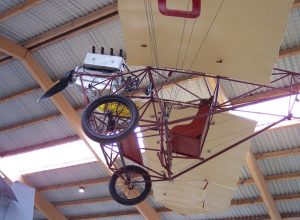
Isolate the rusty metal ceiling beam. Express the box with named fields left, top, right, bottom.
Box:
left=0, top=0, right=43, bottom=22
left=245, top=151, right=282, bottom=220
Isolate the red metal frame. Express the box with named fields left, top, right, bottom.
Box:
left=78, top=66, right=300, bottom=182
left=158, top=0, right=201, bottom=18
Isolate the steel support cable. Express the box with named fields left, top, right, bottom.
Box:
left=144, top=0, right=166, bottom=101
left=171, top=0, right=225, bottom=105
left=171, top=0, right=194, bottom=104
left=188, top=0, right=225, bottom=71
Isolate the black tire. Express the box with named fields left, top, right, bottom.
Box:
left=109, top=165, right=152, bottom=206
left=81, top=95, right=139, bottom=144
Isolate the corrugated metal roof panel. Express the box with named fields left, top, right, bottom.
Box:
left=31, top=19, right=123, bottom=105
left=160, top=212, right=207, bottom=220
left=232, top=184, right=260, bottom=200
left=233, top=178, right=300, bottom=201
left=182, top=204, right=268, bottom=219
left=220, top=67, right=300, bottom=102
left=240, top=164, right=251, bottom=179
left=257, top=155, right=300, bottom=176
left=58, top=201, right=136, bottom=217
left=221, top=80, right=261, bottom=100
left=280, top=8, right=300, bottom=50
left=33, top=19, right=123, bottom=80
left=0, top=60, right=37, bottom=98
left=277, top=199, right=300, bottom=213
left=224, top=204, right=267, bottom=217
left=0, top=89, right=58, bottom=127
left=92, top=215, right=143, bottom=220
left=275, top=55, right=300, bottom=73
left=0, top=114, right=76, bottom=153
left=24, top=161, right=109, bottom=188
left=251, top=125, right=300, bottom=153
left=42, top=183, right=110, bottom=203
left=268, top=178, right=300, bottom=196
left=95, top=215, right=143, bottom=220
left=33, top=208, right=46, bottom=220
left=0, top=0, right=24, bottom=14
left=0, top=0, right=117, bottom=42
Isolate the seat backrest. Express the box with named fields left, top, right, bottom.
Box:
left=171, top=99, right=212, bottom=138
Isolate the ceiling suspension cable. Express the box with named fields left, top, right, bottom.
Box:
left=188, top=0, right=225, bottom=71
left=170, top=0, right=192, bottom=104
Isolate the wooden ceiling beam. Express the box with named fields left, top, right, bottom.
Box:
left=34, top=190, right=68, bottom=220
left=1, top=0, right=299, bottom=65
left=0, top=106, right=83, bottom=133
left=238, top=170, right=300, bottom=185
left=293, top=0, right=300, bottom=8
left=68, top=207, right=171, bottom=220
left=245, top=151, right=282, bottom=219
left=54, top=197, right=112, bottom=208
left=279, top=46, right=300, bottom=59
left=0, top=35, right=161, bottom=220
left=255, top=147, right=300, bottom=160
left=1, top=173, right=67, bottom=220
left=0, top=86, right=40, bottom=104
left=0, top=0, right=43, bottom=22
left=231, top=192, right=300, bottom=206
left=38, top=177, right=110, bottom=192
left=24, top=3, right=118, bottom=51
left=0, top=3, right=118, bottom=64
left=230, top=83, right=300, bottom=105
left=53, top=192, right=155, bottom=208
left=0, top=35, right=27, bottom=59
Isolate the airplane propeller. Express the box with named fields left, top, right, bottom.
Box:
left=38, top=70, right=75, bottom=102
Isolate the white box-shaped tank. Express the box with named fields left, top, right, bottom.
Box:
left=83, top=53, right=124, bottom=72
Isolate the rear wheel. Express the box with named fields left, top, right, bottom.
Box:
left=109, top=165, right=152, bottom=205
left=81, top=95, right=139, bottom=144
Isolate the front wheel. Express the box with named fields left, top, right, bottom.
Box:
left=81, top=95, right=139, bottom=144
left=109, top=165, right=152, bottom=205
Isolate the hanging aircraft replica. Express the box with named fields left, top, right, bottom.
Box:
left=39, top=0, right=298, bottom=215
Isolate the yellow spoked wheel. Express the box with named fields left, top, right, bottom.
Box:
left=81, top=95, right=139, bottom=144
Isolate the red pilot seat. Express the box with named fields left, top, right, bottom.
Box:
left=120, top=133, right=144, bottom=165
left=170, top=99, right=212, bottom=158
